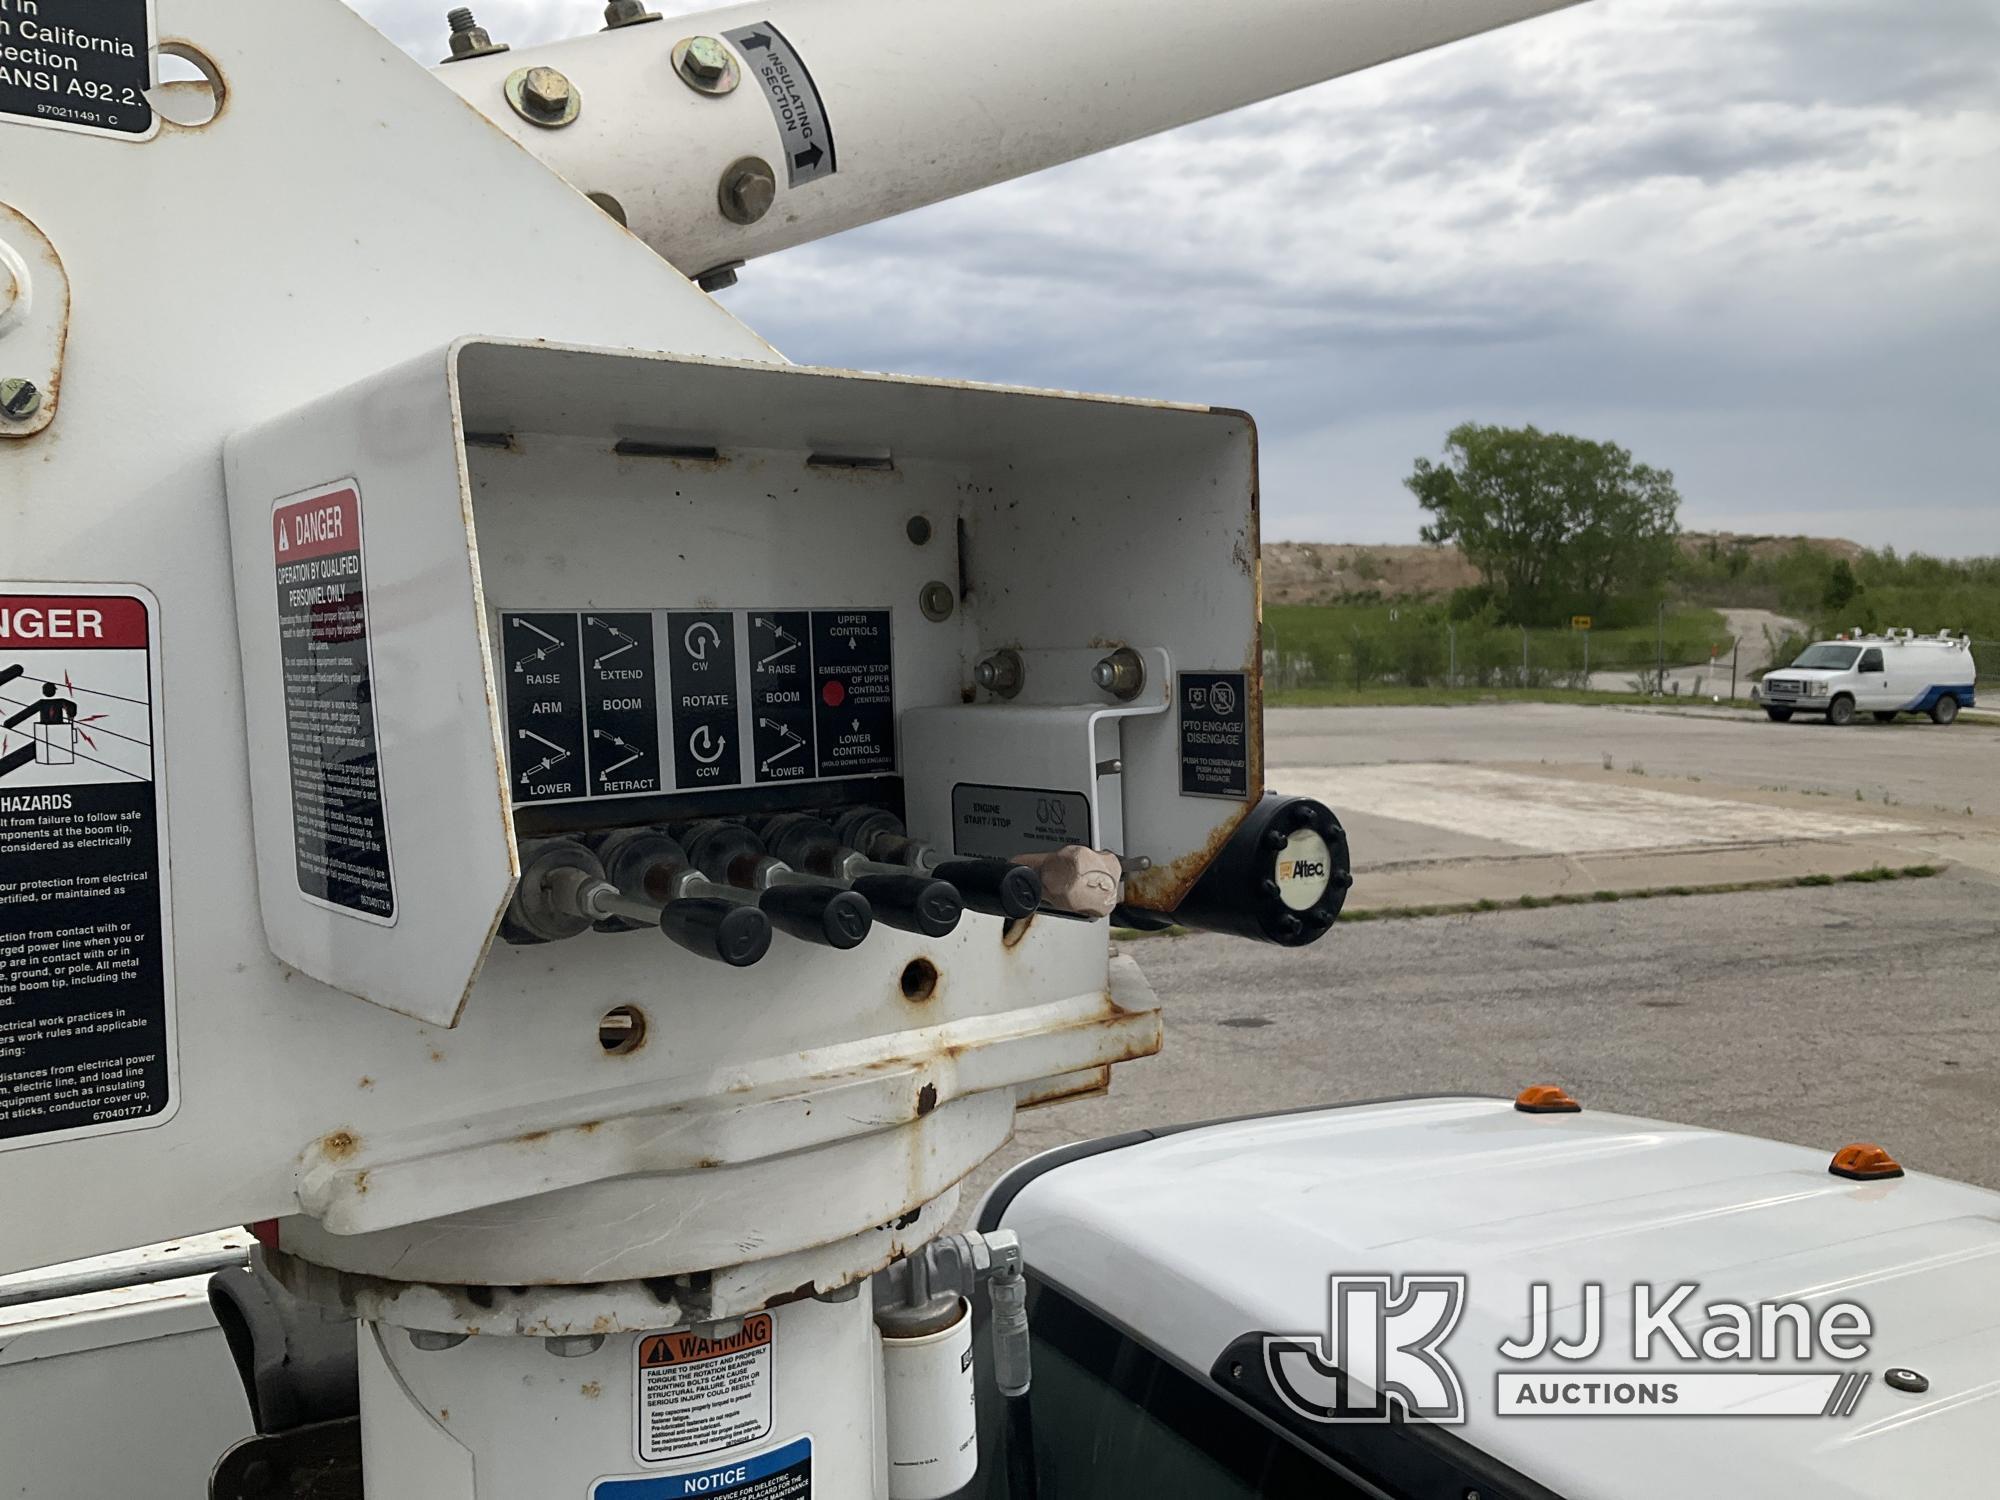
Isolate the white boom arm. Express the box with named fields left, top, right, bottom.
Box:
left=436, top=0, right=1583, bottom=280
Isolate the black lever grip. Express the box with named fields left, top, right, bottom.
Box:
left=760, top=883, right=873, bottom=950
left=851, top=873, right=964, bottom=938
left=931, top=859, right=1042, bottom=920
left=659, top=897, right=772, bottom=968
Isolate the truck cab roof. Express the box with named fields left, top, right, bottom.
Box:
left=982, top=1096, right=1993, bottom=1499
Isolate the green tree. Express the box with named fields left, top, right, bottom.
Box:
left=1406, top=423, right=1681, bottom=625
left=1823, top=558, right=1861, bottom=613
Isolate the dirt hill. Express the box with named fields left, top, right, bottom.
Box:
left=1264, top=533, right=1866, bottom=605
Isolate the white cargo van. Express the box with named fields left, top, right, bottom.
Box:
left=1761, top=629, right=1977, bottom=725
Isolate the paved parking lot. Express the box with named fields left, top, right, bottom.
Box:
left=966, top=703, right=2000, bottom=1212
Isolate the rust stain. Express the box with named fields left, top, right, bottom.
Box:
left=357, top=1076, right=375, bottom=1090
left=1122, top=799, right=1253, bottom=912
left=762, top=1280, right=820, bottom=1311
left=1001, top=914, right=1034, bottom=949
left=580, top=1382, right=602, bottom=1400
left=352, top=1170, right=371, bottom=1195
left=154, top=40, right=231, bottom=129
left=318, top=1130, right=361, bottom=1162
left=439, top=1409, right=450, bottom=1422
left=430, top=1050, right=446, bottom=1064
left=916, top=1082, right=939, bottom=1116
left=516, top=1130, right=550, bottom=1145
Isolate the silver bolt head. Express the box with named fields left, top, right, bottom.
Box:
left=602, top=0, right=660, bottom=27
left=682, top=35, right=732, bottom=80
left=521, top=66, right=573, bottom=115
left=719, top=158, right=777, bottom=224
left=975, top=660, right=1000, bottom=688
left=0, top=378, right=41, bottom=419
left=1091, top=659, right=1117, bottom=689
left=447, top=24, right=497, bottom=57
left=919, top=582, right=956, bottom=622
left=544, top=1333, right=606, bottom=1357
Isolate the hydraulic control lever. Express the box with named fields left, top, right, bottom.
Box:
left=760, top=815, right=1001, bottom=932
left=672, top=823, right=877, bottom=950
left=827, top=810, right=1043, bottom=920
left=686, top=820, right=960, bottom=940
left=501, top=837, right=772, bottom=966
left=599, top=827, right=872, bottom=952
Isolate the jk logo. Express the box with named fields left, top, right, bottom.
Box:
left=1265, top=1275, right=1467, bottom=1423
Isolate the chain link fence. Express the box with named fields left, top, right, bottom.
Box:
left=1263, top=623, right=1747, bottom=698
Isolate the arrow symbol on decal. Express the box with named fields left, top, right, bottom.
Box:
left=586, top=616, right=640, bottom=669
left=793, top=142, right=823, bottom=171
left=516, top=727, right=572, bottom=782
left=592, top=728, right=643, bottom=779
left=739, top=30, right=772, bottom=49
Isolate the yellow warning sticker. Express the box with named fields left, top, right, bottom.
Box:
left=636, top=1314, right=776, bottom=1464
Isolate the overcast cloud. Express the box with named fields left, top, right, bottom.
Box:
left=357, top=0, right=2000, bottom=553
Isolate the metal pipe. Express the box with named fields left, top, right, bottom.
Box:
left=430, top=0, right=1584, bottom=278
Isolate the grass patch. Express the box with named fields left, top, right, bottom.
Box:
left=1338, top=864, right=1943, bottom=925
left=1267, top=684, right=1765, bottom=710
left=1118, top=866, right=1945, bottom=939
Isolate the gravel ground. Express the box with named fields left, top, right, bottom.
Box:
left=965, top=869, right=2000, bottom=1212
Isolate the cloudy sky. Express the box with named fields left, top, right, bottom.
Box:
left=358, top=0, right=1999, bottom=554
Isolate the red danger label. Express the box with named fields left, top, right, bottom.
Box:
left=0, top=596, right=149, bottom=651
left=271, top=481, right=395, bottom=924
left=274, top=488, right=360, bottom=563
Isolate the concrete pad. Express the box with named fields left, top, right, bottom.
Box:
left=1281, top=763, right=1915, bottom=856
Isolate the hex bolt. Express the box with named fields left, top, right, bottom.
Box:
left=522, top=67, right=572, bottom=117
left=0, top=379, right=40, bottom=420
left=602, top=0, right=660, bottom=28
left=1091, top=647, right=1146, bottom=701
left=974, top=649, right=1024, bottom=697
left=813, top=1281, right=863, bottom=1304
left=408, top=1329, right=469, bottom=1351
left=717, top=157, right=777, bottom=225
left=544, top=1334, right=606, bottom=1357
left=696, top=262, right=743, bottom=292
left=441, top=7, right=508, bottom=62
left=506, top=65, right=581, bottom=128
left=919, top=581, right=957, bottom=622
left=675, top=35, right=740, bottom=94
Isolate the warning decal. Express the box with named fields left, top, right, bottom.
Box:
left=810, top=610, right=893, bottom=778
left=596, top=1435, right=811, bottom=1500
left=637, top=1314, right=777, bottom=1464
left=952, top=784, right=1090, bottom=859
left=1179, top=671, right=1251, bottom=800
left=722, top=23, right=835, bottom=187
left=0, top=585, right=176, bottom=1149
left=0, top=0, right=157, bottom=142
left=274, top=484, right=396, bottom=923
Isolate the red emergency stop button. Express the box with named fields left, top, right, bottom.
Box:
left=822, top=680, right=845, bottom=708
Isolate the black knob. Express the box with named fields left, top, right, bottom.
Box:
left=932, top=859, right=1041, bottom=920
left=760, top=883, right=873, bottom=949
left=659, top=897, right=772, bottom=967
left=851, top=873, right=963, bottom=937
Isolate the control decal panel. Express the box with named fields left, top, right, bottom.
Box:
left=500, top=607, right=894, bottom=805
